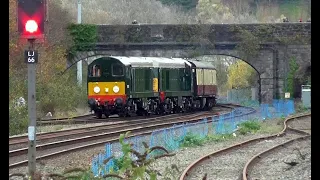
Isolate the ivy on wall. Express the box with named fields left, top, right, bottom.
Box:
left=67, top=24, right=98, bottom=58
left=234, top=24, right=310, bottom=60
left=284, top=56, right=299, bottom=98
left=235, top=29, right=260, bottom=60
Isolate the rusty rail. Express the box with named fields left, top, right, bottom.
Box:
left=242, top=135, right=310, bottom=180
left=179, top=112, right=311, bottom=180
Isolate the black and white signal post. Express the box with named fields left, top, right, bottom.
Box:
left=17, top=0, right=45, bottom=179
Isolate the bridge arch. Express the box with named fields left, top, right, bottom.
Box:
left=195, top=54, right=262, bottom=103
left=66, top=23, right=310, bottom=104
left=69, top=47, right=274, bottom=104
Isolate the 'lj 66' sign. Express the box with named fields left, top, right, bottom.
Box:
left=24, top=50, right=38, bottom=64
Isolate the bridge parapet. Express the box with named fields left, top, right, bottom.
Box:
left=95, top=23, right=311, bottom=44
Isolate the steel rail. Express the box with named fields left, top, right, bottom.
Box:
left=242, top=135, right=311, bottom=180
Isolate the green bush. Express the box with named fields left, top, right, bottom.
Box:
left=37, top=73, right=87, bottom=115
left=206, top=133, right=234, bottom=142
left=180, top=132, right=205, bottom=147
left=9, top=66, right=88, bottom=136
left=238, top=120, right=261, bottom=135
left=9, top=102, right=28, bottom=136
left=112, top=156, right=125, bottom=172
left=296, top=102, right=309, bottom=113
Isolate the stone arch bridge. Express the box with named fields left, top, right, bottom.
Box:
left=68, top=23, right=311, bottom=104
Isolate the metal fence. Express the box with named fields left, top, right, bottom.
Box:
left=220, top=88, right=260, bottom=108
left=227, top=88, right=252, bottom=102
left=217, top=97, right=260, bottom=108
left=91, top=99, right=295, bottom=177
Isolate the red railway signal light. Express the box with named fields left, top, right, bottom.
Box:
left=17, top=0, right=46, bottom=39
left=25, top=20, right=38, bottom=33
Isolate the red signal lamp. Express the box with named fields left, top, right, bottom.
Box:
left=17, top=0, right=45, bottom=39
left=25, top=20, right=38, bottom=33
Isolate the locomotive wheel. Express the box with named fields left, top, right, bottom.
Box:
left=104, top=112, right=110, bottom=118
left=125, top=113, right=131, bottom=117
left=136, top=109, right=143, bottom=116
left=119, top=107, right=131, bottom=117
left=145, top=111, right=151, bottom=116
left=119, top=111, right=127, bottom=117
left=95, top=110, right=103, bottom=119
left=213, top=99, right=217, bottom=106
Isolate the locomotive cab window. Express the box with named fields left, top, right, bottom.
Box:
left=112, top=64, right=124, bottom=76
left=89, top=64, right=101, bottom=77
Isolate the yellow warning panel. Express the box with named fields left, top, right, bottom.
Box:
left=153, top=78, right=158, bottom=92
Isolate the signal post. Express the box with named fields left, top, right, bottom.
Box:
left=17, top=0, right=45, bottom=179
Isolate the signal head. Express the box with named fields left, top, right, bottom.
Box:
left=25, top=20, right=38, bottom=33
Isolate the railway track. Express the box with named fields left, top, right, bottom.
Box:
left=9, top=104, right=244, bottom=169
left=179, top=113, right=311, bottom=180
left=10, top=113, right=189, bottom=148
left=243, top=135, right=310, bottom=180
left=9, top=104, right=241, bottom=148
left=37, top=114, right=94, bottom=125
left=34, top=103, right=242, bottom=126
left=37, top=114, right=143, bottom=126
left=243, top=115, right=311, bottom=180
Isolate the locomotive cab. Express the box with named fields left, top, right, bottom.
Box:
left=87, top=57, right=128, bottom=118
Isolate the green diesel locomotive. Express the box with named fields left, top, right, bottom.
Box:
left=87, top=56, right=217, bottom=118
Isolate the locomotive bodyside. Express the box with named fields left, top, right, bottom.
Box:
left=157, top=58, right=193, bottom=113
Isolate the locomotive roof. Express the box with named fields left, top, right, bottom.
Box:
left=187, top=60, right=216, bottom=69
left=109, top=56, right=191, bottom=68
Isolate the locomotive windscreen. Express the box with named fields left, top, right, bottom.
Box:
left=112, top=63, right=124, bottom=76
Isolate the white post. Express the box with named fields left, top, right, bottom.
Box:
left=76, top=0, right=82, bottom=86
left=251, top=87, right=257, bottom=101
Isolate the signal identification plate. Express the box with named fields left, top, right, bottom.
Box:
left=24, top=50, right=38, bottom=64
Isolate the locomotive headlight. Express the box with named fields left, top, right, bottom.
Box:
left=113, top=86, right=120, bottom=93
left=93, top=86, right=100, bottom=93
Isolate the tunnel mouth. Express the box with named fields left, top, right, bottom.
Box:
left=293, top=66, right=311, bottom=99
left=196, top=55, right=261, bottom=104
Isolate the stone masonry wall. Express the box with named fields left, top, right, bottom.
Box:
left=96, top=23, right=310, bottom=44
left=72, top=23, right=311, bottom=103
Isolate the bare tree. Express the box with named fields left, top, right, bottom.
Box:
left=45, top=0, right=74, bottom=47
left=61, top=0, right=196, bottom=24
